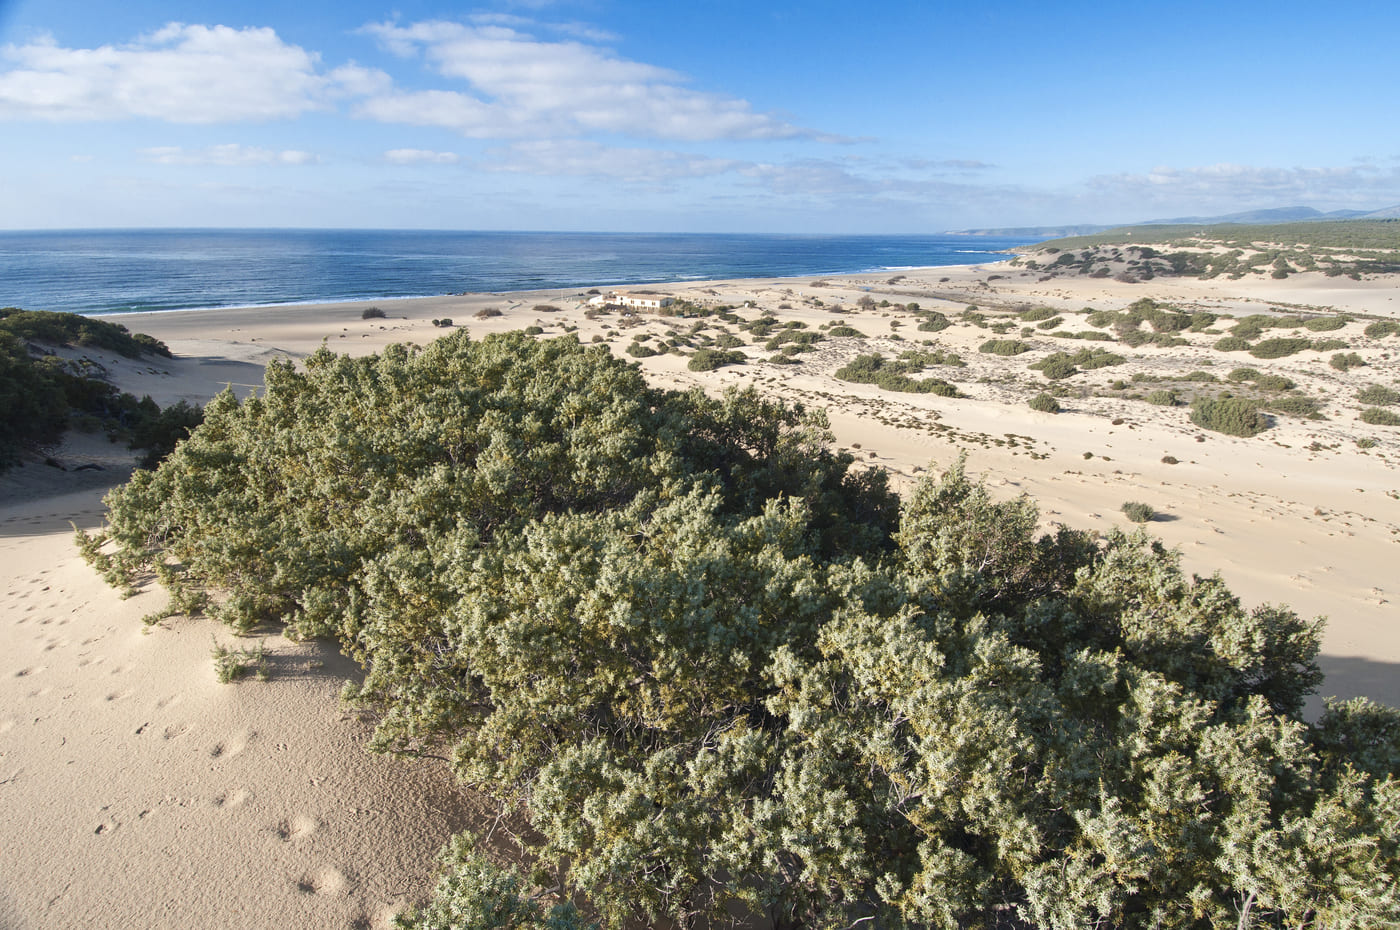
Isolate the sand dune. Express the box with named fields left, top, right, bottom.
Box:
left=2, top=261, right=1397, bottom=927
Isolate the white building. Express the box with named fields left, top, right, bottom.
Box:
left=587, top=293, right=673, bottom=310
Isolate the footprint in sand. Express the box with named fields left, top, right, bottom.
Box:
left=162, top=722, right=192, bottom=740
left=295, top=866, right=350, bottom=896
left=209, top=728, right=255, bottom=759
left=212, top=787, right=252, bottom=809
left=274, top=814, right=318, bottom=842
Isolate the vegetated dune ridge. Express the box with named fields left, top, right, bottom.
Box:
left=1, top=253, right=1397, bottom=928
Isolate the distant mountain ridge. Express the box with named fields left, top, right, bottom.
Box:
left=948, top=204, right=1400, bottom=237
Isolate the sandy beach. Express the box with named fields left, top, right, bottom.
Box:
left=3, top=257, right=1398, bottom=928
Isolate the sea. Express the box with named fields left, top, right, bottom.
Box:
left=0, top=229, right=1039, bottom=317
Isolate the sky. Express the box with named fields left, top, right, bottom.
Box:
left=1, top=0, right=1398, bottom=233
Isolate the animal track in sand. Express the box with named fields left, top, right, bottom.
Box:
left=14, top=665, right=45, bottom=677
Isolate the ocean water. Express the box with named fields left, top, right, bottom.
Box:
left=0, top=229, right=1038, bottom=316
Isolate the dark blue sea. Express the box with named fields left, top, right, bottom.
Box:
left=0, top=229, right=1038, bottom=316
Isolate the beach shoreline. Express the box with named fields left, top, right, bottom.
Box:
left=3, top=255, right=1399, bottom=928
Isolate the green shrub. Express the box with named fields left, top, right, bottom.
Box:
left=1028, top=392, right=1060, bottom=413
left=1227, top=367, right=1261, bottom=382
left=916, top=312, right=950, bottom=332
left=1363, top=320, right=1400, bottom=338
left=1214, top=336, right=1252, bottom=352
left=79, top=333, right=1398, bottom=930
left=688, top=348, right=747, bottom=371
left=1331, top=352, right=1366, bottom=371
left=523, top=325, right=544, bottom=336
left=835, top=353, right=960, bottom=396
left=397, top=833, right=594, bottom=930
left=1145, top=389, right=1178, bottom=406
left=1030, top=354, right=1078, bottom=380
left=0, top=307, right=172, bottom=358
left=1036, top=317, right=1063, bottom=330
left=1357, top=384, right=1400, bottom=406
left=626, top=341, right=660, bottom=358
left=827, top=325, right=865, bottom=338
left=1020, top=306, right=1056, bottom=322
left=1254, top=374, right=1295, bottom=392
left=362, top=306, right=387, bottom=320
left=1359, top=407, right=1400, bottom=426
left=713, top=333, right=745, bottom=349
left=978, top=339, right=1031, bottom=356
left=1121, top=501, right=1155, bottom=523
left=1304, top=316, right=1347, bottom=331
left=474, top=307, right=502, bottom=319
left=1250, top=338, right=1312, bottom=359
left=1264, top=396, right=1321, bottom=418
left=1190, top=396, right=1271, bottom=436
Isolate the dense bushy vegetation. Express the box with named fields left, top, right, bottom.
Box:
left=834, top=353, right=961, bottom=396
left=0, top=309, right=196, bottom=468
left=978, top=339, right=1030, bottom=356
left=1190, top=396, right=1272, bottom=437
left=83, top=332, right=1400, bottom=930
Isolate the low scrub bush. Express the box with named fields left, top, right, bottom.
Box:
left=1360, top=407, right=1400, bottom=426
left=1363, top=320, right=1400, bottom=338
left=978, top=339, right=1031, bottom=356
left=1357, top=384, right=1400, bottom=406
left=1227, top=367, right=1261, bottom=382
left=827, top=325, right=865, bottom=338
left=1121, top=501, right=1155, bottom=523
left=1249, top=337, right=1312, bottom=359
left=1254, top=374, right=1295, bottom=392
left=474, top=307, right=503, bottom=319
left=626, top=341, right=660, bottom=358
left=1027, top=392, right=1060, bottom=413
left=76, top=327, right=1400, bottom=930
left=1030, top=354, right=1078, bottom=380
left=688, top=348, right=747, bottom=371
left=1264, top=396, right=1322, bottom=418
left=1304, top=316, right=1348, bottom=331
left=835, top=353, right=960, bottom=396
left=1145, top=389, right=1178, bottom=406
left=1019, top=306, right=1056, bottom=322
left=362, top=306, right=387, bottom=320
left=1214, top=336, right=1252, bottom=352
left=1190, top=396, right=1271, bottom=437
left=1331, top=352, right=1366, bottom=371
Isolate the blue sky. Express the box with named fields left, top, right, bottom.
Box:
left=1, top=0, right=1397, bottom=232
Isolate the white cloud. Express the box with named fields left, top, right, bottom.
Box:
left=1087, top=162, right=1400, bottom=209
left=142, top=144, right=318, bottom=166
left=0, top=24, right=365, bottom=123
left=385, top=148, right=460, bottom=165
left=359, top=20, right=829, bottom=142
left=484, top=140, right=740, bottom=183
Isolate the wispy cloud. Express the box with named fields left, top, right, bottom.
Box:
left=142, top=144, right=318, bottom=166
left=0, top=24, right=370, bottom=123
left=1086, top=162, right=1400, bottom=210
left=359, top=20, right=835, bottom=142
left=483, top=140, right=740, bottom=184
left=385, top=148, right=460, bottom=165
